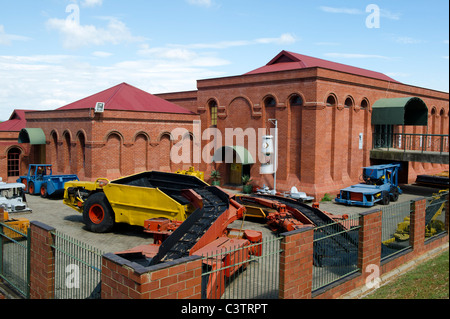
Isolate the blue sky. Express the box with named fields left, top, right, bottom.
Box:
left=0, top=0, right=448, bottom=120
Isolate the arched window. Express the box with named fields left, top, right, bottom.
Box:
left=326, top=94, right=337, bottom=107
left=7, top=147, right=21, bottom=177
left=289, top=94, right=303, bottom=107
left=264, top=96, right=277, bottom=108
left=344, top=97, right=354, bottom=108
left=360, top=98, right=369, bottom=110
left=209, top=100, right=218, bottom=127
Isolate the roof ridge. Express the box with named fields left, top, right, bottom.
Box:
left=105, top=82, right=127, bottom=107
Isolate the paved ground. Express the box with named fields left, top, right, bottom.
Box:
left=9, top=183, right=444, bottom=255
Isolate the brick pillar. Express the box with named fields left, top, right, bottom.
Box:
left=410, top=198, right=426, bottom=254
left=358, top=210, right=382, bottom=277
left=102, top=253, right=203, bottom=299
left=444, top=194, right=449, bottom=233
left=29, top=221, right=55, bottom=299
left=279, top=227, right=314, bottom=299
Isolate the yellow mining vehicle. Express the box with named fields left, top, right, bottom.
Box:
left=1, top=209, right=29, bottom=239
left=175, top=166, right=205, bottom=181
left=383, top=190, right=448, bottom=244
left=63, top=171, right=209, bottom=233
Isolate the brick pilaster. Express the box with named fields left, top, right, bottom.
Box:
left=410, top=198, right=426, bottom=254
left=29, top=221, right=55, bottom=299
left=444, top=194, right=449, bottom=233
left=279, top=227, right=314, bottom=299
left=358, top=209, right=382, bottom=276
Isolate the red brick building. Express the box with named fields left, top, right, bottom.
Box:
left=9, top=83, right=199, bottom=181
left=0, top=110, right=32, bottom=182
left=158, top=50, right=449, bottom=199
left=1, top=50, right=449, bottom=199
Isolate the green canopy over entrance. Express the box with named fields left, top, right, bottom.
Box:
left=372, top=97, right=428, bottom=126
left=212, top=146, right=255, bottom=165
left=18, top=128, right=46, bottom=145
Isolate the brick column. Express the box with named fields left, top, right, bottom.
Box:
left=102, top=253, right=203, bottom=299
left=279, top=227, right=314, bottom=299
left=358, top=210, right=382, bottom=276
left=410, top=198, right=426, bottom=254
left=29, top=221, right=55, bottom=299
left=444, top=194, right=449, bottom=233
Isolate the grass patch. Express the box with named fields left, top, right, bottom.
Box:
left=365, top=250, right=449, bottom=299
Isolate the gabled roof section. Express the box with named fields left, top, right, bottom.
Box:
left=0, top=110, right=30, bottom=132
left=246, top=50, right=400, bottom=83
left=57, top=82, right=195, bottom=114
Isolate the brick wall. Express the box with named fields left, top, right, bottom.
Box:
left=101, top=253, right=202, bottom=299
left=1, top=195, right=448, bottom=300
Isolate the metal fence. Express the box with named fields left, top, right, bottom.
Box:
left=312, top=216, right=360, bottom=291
left=51, top=230, right=104, bottom=299
left=373, top=132, right=449, bottom=154
left=424, top=191, right=448, bottom=241
left=200, top=236, right=282, bottom=299
left=381, top=201, right=413, bottom=260
left=0, top=222, right=30, bottom=298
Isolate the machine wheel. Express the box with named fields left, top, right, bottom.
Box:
left=28, top=182, right=36, bottom=195
left=381, top=191, right=390, bottom=205
left=390, top=187, right=399, bottom=202
left=40, top=184, right=48, bottom=198
left=83, top=192, right=115, bottom=233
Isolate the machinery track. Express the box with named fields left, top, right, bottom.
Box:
left=250, top=194, right=359, bottom=267
left=150, top=186, right=230, bottom=265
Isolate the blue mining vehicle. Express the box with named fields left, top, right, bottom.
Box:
left=18, top=164, right=79, bottom=198
left=335, top=164, right=402, bottom=207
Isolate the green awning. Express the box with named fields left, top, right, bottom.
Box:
left=213, top=146, right=255, bottom=165
left=18, top=128, right=46, bottom=145
left=372, top=97, right=428, bottom=126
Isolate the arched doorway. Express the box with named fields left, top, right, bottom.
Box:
left=213, top=146, right=255, bottom=185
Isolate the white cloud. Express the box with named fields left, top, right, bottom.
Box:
left=319, top=6, right=362, bottom=15
left=319, top=6, right=401, bottom=20
left=173, top=33, right=297, bottom=50
left=380, top=9, right=401, bottom=21
left=46, top=17, right=145, bottom=49
left=0, top=25, right=30, bottom=46
left=324, top=53, right=393, bottom=60
left=186, top=0, right=212, bottom=7
left=92, top=51, right=113, bottom=58
left=81, top=0, right=103, bottom=7
left=255, top=33, right=297, bottom=45
left=0, top=52, right=228, bottom=120
left=395, top=36, right=422, bottom=44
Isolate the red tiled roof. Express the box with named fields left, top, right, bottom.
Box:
left=0, top=110, right=30, bottom=132
left=246, top=50, right=400, bottom=83
left=57, top=82, right=195, bottom=114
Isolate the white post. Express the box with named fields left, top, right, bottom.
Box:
left=269, top=119, right=278, bottom=194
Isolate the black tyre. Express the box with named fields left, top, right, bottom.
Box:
left=28, top=182, right=36, bottom=195
left=390, top=187, right=399, bottom=202
left=40, top=183, right=48, bottom=198
left=82, top=192, right=115, bottom=233
left=381, top=190, right=390, bottom=205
